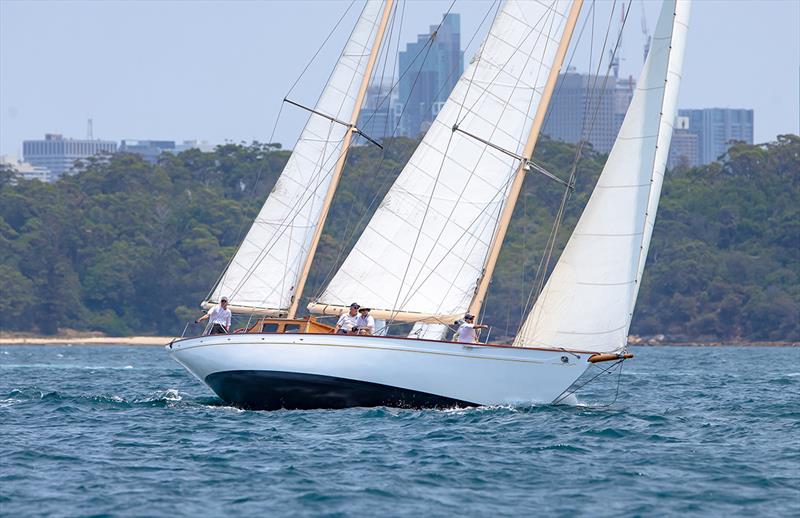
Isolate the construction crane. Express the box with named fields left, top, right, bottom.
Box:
left=608, top=2, right=625, bottom=79
left=641, top=0, right=652, bottom=64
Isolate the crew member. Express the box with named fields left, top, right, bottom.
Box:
left=334, top=302, right=360, bottom=334
left=354, top=307, right=375, bottom=335
left=455, top=313, right=488, bottom=343
left=196, top=296, right=232, bottom=335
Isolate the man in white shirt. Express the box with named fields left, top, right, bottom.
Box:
left=334, top=302, right=360, bottom=334
left=456, top=314, right=488, bottom=343
left=196, top=296, right=232, bottom=335
left=354, top=307, right=375, bottom=335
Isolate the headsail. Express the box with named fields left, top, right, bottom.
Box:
left=515, top=0, right=690, bottom=353
left=207, top=0, right=388, bottom=314
left=311, top=0, right=576, bottom=323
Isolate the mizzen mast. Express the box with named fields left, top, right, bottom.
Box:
left=467, top=0, right=584, bottom=318
left=287, top=0, right=395, bottom=319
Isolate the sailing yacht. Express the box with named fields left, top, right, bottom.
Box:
left=168, top=0, right=690, bottom=410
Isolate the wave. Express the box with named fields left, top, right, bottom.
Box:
left=0, top=364, right=137, bottom=370
left=2, top=387, right=191, bottom=409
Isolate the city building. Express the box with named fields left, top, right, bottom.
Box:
left=173, top=140, right=215, bottom=153
left=22, top=134, right=116, bottom=179
left=667, top=116, right=700, bottom=169
left=119, top=139, right=175, bottom=163
left=397, top=13, right=463, bottom=138
left=1, top=155, right=53, bottom=182
left=357, top=82, right=398, bottom=142
left=677, top=108, right=754, bottom=165
left=542, top=71, right=635, bottom=153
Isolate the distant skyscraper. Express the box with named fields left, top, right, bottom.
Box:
left=119, top=140, right=175, bottom=163
left=667, top=116, right=700, bottom=169
left=23, top=134, right=116, bottom=179
left=678, top=108, right=754, bottom=165
left=397, top=14, right=463, bottom=138
left=358, top=82, right=398, bottom=141
left=542, top=71, right=635, bottom=153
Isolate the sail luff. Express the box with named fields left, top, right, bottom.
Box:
left=626, top=1, right=689, bottom=329
left=286, top=0, right=395, bottom=319
left=467, top=0, right=584, bottom=318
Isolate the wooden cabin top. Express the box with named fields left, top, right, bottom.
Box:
left=242, top=316, right=335, bottom=335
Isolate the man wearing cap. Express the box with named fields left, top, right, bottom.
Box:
left=354, top=307, right=375, bottom=335
left=196, top=297, right=232, bottom=335
left=334, top=303, right=360, bottom=334
left=455, top=314, right=488, bottom=343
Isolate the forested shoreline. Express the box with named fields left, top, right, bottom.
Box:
left=1, top=135, right=797, bottom=341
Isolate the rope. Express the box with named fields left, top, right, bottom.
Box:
left=219, top=2, right=382, bottom=306
left=387, top=1, right=564, bottom=323
left=551, top=358, right=625, bottom=406
left=311, top=0, right=470, bottom=302
left=207, top=0, right=360, bottom=304
left=517, top=0, right=633, bottom=340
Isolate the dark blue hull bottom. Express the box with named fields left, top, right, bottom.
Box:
left=204, top=370, right=477, bottom=411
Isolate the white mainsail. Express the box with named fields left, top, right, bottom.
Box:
left=206, top=0, right=387, bottom=313
left=313, top=0, right=574, bottom=322
left=515, top=0, right=690, bottom=353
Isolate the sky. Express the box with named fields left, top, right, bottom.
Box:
left=1, top=0, right=798, bottom=156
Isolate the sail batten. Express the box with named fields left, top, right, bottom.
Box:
left=207, top=0, right=389, bottom=313
left=314, top=0, right=575, bottom=320
left=515, top=0, right=690, bottom=354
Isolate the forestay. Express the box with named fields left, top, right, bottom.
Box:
left=314, top=0, right=574, bottom=321
left=207, top=0, right=386, bottom=313
left=515, top=0, right=690, bottom=353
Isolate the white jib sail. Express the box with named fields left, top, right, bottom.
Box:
left=314, top=0, right=574, bottom=321
left=515, top=0, right=690, bottom=353
left=207, top=1, right=386, bottom=312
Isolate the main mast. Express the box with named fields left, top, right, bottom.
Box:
left=287, top=0, right=395, bottom=319
left=467, top=0, right=584, bottom=318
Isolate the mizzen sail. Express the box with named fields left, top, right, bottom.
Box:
left=207, top=0, right=388, bottom=313
left=515, top=0, right=690, bottom=353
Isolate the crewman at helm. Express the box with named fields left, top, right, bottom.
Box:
left=455, top=313, right=488, bottom=343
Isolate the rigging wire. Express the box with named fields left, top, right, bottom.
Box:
left=517, top=0, right=633, bottom=341
left=478, top=1, right=598, bottom=334
left=285, top=0, right=359, bottom=100
left=388, top=1, right=561, bottom=322
left=313, top=0, right=491, bottom=303
left=552, top=358, right=625, bottom=407
left=313, top=0, right=405, bottom=298
left=217, top=2, right=380, bottom=307
left=206, top=0, right=360, bottom=305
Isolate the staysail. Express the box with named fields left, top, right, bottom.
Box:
left=515, top=0, right=690, bottom=353
left=311, top=0, right=576, bottom=323
left=206, top=0, right=389, bottom=314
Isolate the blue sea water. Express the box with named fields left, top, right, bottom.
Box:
left=1, top=345, right=798, bottom=517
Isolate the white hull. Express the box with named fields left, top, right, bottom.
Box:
left=167, top=333, right=593, bottom=410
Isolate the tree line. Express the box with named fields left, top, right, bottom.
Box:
left=1, top=135, right=797, bottom=341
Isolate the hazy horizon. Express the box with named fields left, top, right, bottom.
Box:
left=1, top=0, right=798, bottom=156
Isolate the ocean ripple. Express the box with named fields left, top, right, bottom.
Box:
left=0, top=344, right=798, bottom=517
